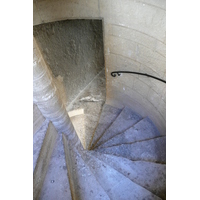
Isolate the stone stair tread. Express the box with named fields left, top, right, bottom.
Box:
left=33, top=103, right=46, bottom=135
left=65, top=142, right=110, bottom=200
left=98, top=117, right=161, bottom=149
left=71, top=114, right=100, bottom=149
left=96, top=136, right=166, bottom=163
left=34, top=104, right=166, bottom=199
left=94, top=107, right=142, bottom=148
left=89, top=103, right=122, bottom=149
left=33, top=122, right=58, bottom=200
left=39, top=134, right=72, bottom=200
left=90, top=151, right=166, bottom=199
left=33, top=119, right=49, bottom=172
left=81, top=151, right=162, bottom=200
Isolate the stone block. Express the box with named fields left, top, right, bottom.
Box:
left=111, top=25, right=157, bottom=51
left=156, top=40, right=166, bottom=57
left=36, top=0, right=99, bottom=23
left=33, top=3, right=43, bottom=25
left=108, top=36, right=138, bottom=61
left=161, top=87, right=166, bottom=103
left=105, top=53, right=141, bottom=89
left=115, top=52, right=141, bottom=71
left=157, top=99, right=166, bottom=120
left=136, top=44, right=166, bottom=76
left=133, top=78, right=151, bottom=98
left=105, top=35, right=165, bottom=82
left=139, top=63, right=161, bottom=77
left=143, top=77, right=165, bottom=95
left=147, top=88, right=162, bottom=109
left=68, top=109, right=84, bottom=118
left=101, top=0, right=165, bottom=42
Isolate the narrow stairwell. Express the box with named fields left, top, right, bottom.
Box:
left=33, top=104, right=166, bottom=200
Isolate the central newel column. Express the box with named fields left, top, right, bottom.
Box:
left=33, top=37, right=79, bottom=144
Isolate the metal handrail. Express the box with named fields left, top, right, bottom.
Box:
left=111, top=71, right=166, bottom=83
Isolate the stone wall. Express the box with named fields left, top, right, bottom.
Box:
left=33, top=0, right=166, bottom=134
left=33, top=19, right=104, bottom=107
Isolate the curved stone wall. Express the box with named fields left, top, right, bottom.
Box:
left=33, top=0, right=166, bottom=134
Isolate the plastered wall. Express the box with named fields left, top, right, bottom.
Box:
left=33, top=0, right=166, bottom=134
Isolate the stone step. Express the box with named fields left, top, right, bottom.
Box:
left=89, top=103, right=122, bottom=149
left=98, top=117, right=161, bottom=149
left=33, top=103, right=46, bottom=135
left=33, top=119, right=49, bottom=172
left=70, top=114, right=100, bottom=149
left=39, top=134, right=72, bottom=200
left=96, top=136, right=166, bottom=164
left=91, top=151, right=166, bottom=199
left=93, top=107, right=142, bottom=149
left=33, top=122, right=58, bottom=200
left=80, top=151, right=162, bottom=200
left=62, top=134, right=110, bottom=200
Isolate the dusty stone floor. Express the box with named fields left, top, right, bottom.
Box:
left=67, top=69, right=106, bottom=149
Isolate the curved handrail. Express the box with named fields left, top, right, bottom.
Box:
left=111, top=71, right=166, bottom=83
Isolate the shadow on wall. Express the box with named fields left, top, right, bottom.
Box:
left=33, top=19, right=105, bottom=107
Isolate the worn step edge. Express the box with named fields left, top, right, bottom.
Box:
left=89, top=104, right=122, bottom=150
left=95, top=136, right=166, bottom=164
left=62, top=131, right=85, bottom=200
left=94, top=150, right=166, bottom=166
left=95, top=118, right=143, bottom=149
left=63, top=134, right=110, bottom=200
left=96, top=117, right=160, bottom=149
left=94, top=109, right=143, bottom=149
left=33, top=119, right=49, bottom=172
left=39, top=134, right=72, bottom=200
left=97, top=135, right=164, bottom=150
left=33, top=122, right=58, bottom=200
left=91, top=151, right=166, bottom=199
left=62, top=133, right=77, bottom=200
left=89, top=106, right=124, bottom=150
left=81, top=150, right=162, bottom=200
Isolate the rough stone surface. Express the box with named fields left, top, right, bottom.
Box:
left=33, top=20, right=104, bottom=107
left=33, top=119, right=49, bottom=172
left=81, top=151, right=162, bottom=200
left=33, top=104, right=166, bottom=199
left=94, top=107, right=142, bottom=148
left=89, top=103, right=122, bottom=149
left=91, top=151, right=166, bottom=199
left=68, top=70, right=106, bottom=149
left=96, top=136, right=166, bottom=163
left=98, top=117, right=161, bottom=148
left=39, top=134, right=72, bottom=200
left=71, top=114, right=100, bottom=150
left=33, top=123, right=58, bottom=200
left=63, top=138, right=110, bottom=200
left=33, top=103, right=46, bottom=135
left=33, top=0, right=166, bottom=135
left=34, top=0, right=100, bottom=23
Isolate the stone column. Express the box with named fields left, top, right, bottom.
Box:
left=33, top=37, right=78, bottom=143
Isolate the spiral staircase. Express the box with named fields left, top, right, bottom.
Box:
left=33, top=103, right=166, bottom=200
